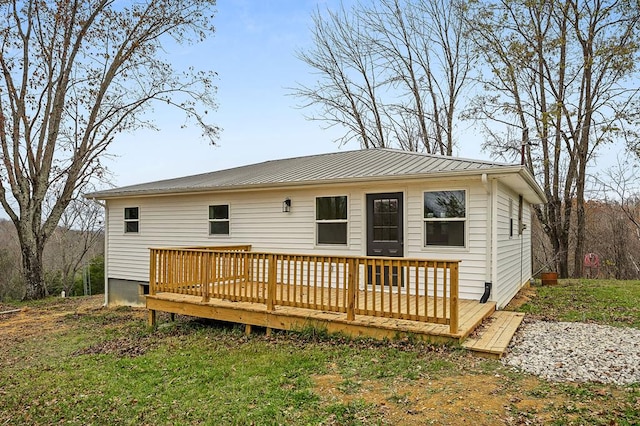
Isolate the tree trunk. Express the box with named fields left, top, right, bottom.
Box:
left=22, top=243, right=46, bottom=300
left=556, top=234, right=570, bottom=279
left=574, top=194, right=586, bottom=277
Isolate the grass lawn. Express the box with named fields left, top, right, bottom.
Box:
left=0, top=282, right=639, bottom=425
left=514, top=279, right=640, bottom=328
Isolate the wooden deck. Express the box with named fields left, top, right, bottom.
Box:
left=146, top=246, right=524, bottom=351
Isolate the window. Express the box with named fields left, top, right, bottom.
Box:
left=423, top=190, right=465, bottom=247
left=209, top=204, right=229, bottom=235
left=372, top=198, right=400, bottom=242
left=316, top=196, right=347, bottom=245
left=518, top=195, right=524, bottom=235
left=124, top=207, right=139, bottom=233
left=509, top=198, right=514, bottom=238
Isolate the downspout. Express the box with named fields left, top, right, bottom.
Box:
left=491, top=179, right=499, bottom=305
left=91, top=198, right=108, bottom=307
left=481, top=174, right=492, bottom=303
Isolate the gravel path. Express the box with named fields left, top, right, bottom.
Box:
left=502, top=320, right=640, bottom=386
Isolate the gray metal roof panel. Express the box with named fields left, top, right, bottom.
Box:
left=86, top=148, right=521, bottom=198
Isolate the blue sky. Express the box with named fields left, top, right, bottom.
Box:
left=107, top=0, right=357, bottom=188
left=106, top=0, right=490, bottom=189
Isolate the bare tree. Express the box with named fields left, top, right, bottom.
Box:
left=292, top=0, right=471, bottom=154
left=0, top=0, right=219, bottom=299
left=596, top=158, right=640, bottom=238
left=43, top=197, right=104, bottom=296
left=465, top=0, right=640, bottom=277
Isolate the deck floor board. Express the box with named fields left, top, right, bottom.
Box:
left=462, top=311, right=525, bottom=358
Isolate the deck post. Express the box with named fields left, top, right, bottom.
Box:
left=449, top=262, right=459, bottom=334
left=149, top=249, right=157, bottom=296
left=346, top=259, right=356, bottom=321
left=267, top=254, right=276, bottom=311
left=148, top=309, right=157, bottom=329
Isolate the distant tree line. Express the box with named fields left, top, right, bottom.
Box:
left=0, top=198, right=104, bottom=302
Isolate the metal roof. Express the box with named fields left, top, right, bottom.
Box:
left=86, top=148, right=546, bottom=203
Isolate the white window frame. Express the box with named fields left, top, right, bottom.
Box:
left=315, top=195, right=348, bottom=246
left=124, top=207, right=139, bottom=234
left=208, top=204, right=230, bottom=237
left=423, top=189, right=467, bottom=248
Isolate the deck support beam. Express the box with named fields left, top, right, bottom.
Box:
left=245, top=324, right=252, bottom=335
left=146, top=295, right=494, bottom=345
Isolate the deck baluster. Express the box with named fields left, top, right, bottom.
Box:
left=202, top=252, right=210, bottom=303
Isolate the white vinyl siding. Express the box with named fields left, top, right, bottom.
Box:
left=494, top=183, right=533, bottom=308
left=105, top=177, right=536, bottom=306
left=106, top=187, right=363, bottom=282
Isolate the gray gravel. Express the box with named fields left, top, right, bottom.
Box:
left=502, top=320, right=640, bottom=386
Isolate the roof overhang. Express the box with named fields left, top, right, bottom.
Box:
left=485, top=167, right=547, bottom=204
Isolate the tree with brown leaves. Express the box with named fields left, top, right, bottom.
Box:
left=0, top=0, right=219, bottom=299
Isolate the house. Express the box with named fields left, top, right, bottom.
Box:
left=87, top=148, right=546, bottom=313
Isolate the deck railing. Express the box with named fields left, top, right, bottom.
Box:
left=149, top=247, right=459, bottom=333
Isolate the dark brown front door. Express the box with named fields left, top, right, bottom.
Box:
left=367, top=192, right=404, bottom=257
left=366, top=192, right=404, bottom=286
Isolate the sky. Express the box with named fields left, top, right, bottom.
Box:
left=106, top=0, right=490, bottom=190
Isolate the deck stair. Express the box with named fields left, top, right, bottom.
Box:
left=462, top=311, right=525, bottom=358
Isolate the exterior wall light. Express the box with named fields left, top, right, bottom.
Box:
left=283, top=198, right=291, bottom=212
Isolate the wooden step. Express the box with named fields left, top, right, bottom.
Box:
left=462, top=311, right=525, bottom=358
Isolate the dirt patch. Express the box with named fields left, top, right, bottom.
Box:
left=73, top=334, right=156, bottom=358
left=504, top=285, right=537, bottom=311
left=313, top=372, right=562, bottom=425
left=0, top=295, right=144, bottom=344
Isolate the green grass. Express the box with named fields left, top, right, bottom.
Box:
left=1, top=286, right=640, bottom=425
left=517, top=279, right=640, bottom=328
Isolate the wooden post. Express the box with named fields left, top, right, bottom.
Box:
left=346, top=259, right=356, bottom=321
left=449, top=262, right=459, bottom=334
left=245, top=324, right=252, bottom=335
left=267, top=254, right=276, bottom=311
left=149, top=249, right=157, bottom=296
left=148, top=309, right=157, bottom=329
